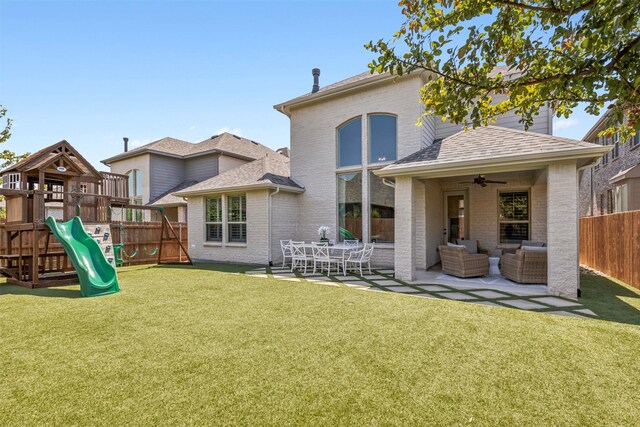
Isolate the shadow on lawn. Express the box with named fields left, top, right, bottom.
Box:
left=579, top=274, right=640, bottom=325
left=0, top=284, right=82, bottom=299
left=151, top=262, right=257, bottom=274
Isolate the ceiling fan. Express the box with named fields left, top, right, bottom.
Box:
left=459, top=175, right=507, bottom=187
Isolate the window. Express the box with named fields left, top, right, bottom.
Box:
left=612, top=133, right=620, bottom=159
left=80, top=184, right=88, bottom=193
left=369, top=172, right=394, bottom=243
left=601, top=136, right=609, bottom=166
left=498, top=191, right=530, bottom=243
left=126, top=199, right=143, bottom=222
left=227, top=195, right=247, bottom=243
left=337, top=172, right=362, bottom=241
left=128, top=169, right=143, bottom=197
left=337, top=118, right=362, bottom=168
left=205, top=197, right=223, bottom=242
left=2, top=173, right=20, bottom=189
left=632, top=133, right=640, bottom=148
left=615, top=184, right=628, bottom=213
left=369, top=114, right=397, bottom=163
left=607, top=189, right=615, bottom=214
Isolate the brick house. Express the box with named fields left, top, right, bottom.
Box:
left=175, top=69, right=608, bottom=298
left=579, top=110, right=640, bottom=216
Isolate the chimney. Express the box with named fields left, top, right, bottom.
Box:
left=123, top=137, right=129, bottom=152
left=312, top=68, right=320, bottom=93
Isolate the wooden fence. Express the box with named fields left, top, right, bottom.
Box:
left=0, top=221, right=188, bottom=267
left=580, top=210, right=640, bottom=289
left=111, top=221, right=188, bottom=265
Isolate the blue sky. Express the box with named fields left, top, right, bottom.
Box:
left=1, top=0, right=599, bottom=169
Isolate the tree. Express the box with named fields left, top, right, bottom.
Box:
left=0, top=105, right=30, bottom=219
left=0, top=105, right=29, bottom=169
left=366, top=0, right=640, bottom=140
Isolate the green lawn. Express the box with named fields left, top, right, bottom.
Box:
left=1, top=264, right=639, bottom=426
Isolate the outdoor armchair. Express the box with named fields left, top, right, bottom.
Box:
left=344, top=243, right=374, bottom=276
left=500, top=249, right=547, bottom=284
left=311, top=242, right=341, bottom=275
left=280, top=239, right=292, bottom=267
left=438, top=245, right=489, bottom=278
left=290, top=241, right=313, bottom=274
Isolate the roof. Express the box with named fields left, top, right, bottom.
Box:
left=377, top=126, right=611, bottom=178
left=174, top=154, right=303, bottom=196
left=101, top=133, right=279, bottom=165
left=1, top=140, right=103, bottom=178
left=609, top=163, right=640, bottom=184
left=273, top=66, right=520, bottom=116
left=582, top=109, right=613, bottom=141
left=147, top=180, right=199, bottom=207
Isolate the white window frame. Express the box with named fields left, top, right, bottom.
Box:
left=226, top=194, right=247, bottom=243
left=335, top=114, right=397, bottom=244
left=2, top=172, right=20, bottom=189
left=205, top=196, right=223, bottom=242
left=368, top=113, right=398, bottom=164
left=497, top=189, right=531, bottom=243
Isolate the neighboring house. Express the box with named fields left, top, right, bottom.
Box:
left=578, top=110, right=640, bottom=216
left=101, top=133, right=283, bottom=222
left=179, top=70, right=608, bottom=298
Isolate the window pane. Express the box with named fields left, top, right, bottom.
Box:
left=369, top=115, right=397, bottom=163
left=227, top=195, right=246, bottom=222
left=206, top=197, right=222, bottom=222
left=228, top=224, right=247, bottom=243
left=369, top=172, right=394, bottom=243
left=499, top=223, right=529, bottom=243
left=499, top=191, right=529, bottom=221
left=337, top=172, right=362, bottom=241
left=337, top=118, right=362, bottom=168
left=135, top=170, right=143, bottom=196
left=206, top=224, right=222, bottom=242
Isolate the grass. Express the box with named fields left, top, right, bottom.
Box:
left=1, top=264, right=639, bottom=426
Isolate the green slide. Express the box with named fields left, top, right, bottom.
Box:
left=45, top=216, right=120, bottom=297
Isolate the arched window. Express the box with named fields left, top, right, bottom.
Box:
left=127, top=169, right=143, bottom=197
left=369, top=114, right=397, bottom=163
left=337, top=117, right=362, bottom=168
left=127, top=169, right=143, bottom=222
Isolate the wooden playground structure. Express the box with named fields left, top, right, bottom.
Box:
left=0, top=140, right=191, bottom=288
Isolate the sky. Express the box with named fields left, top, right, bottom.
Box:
left=0, top=0, right=600, bottom=169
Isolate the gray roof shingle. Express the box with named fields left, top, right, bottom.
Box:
left=175, top=154, right=302, bottom=195
left=392, top=126, right=602, bottom=167
left=102, top=133, right=279, bottom=164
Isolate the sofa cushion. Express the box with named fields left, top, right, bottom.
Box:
left=447, top=243, right=466, bottom=249
left=521, top=240, right=545, bottom=247
left=455, top=239, right=478, bottom=254
left=521, top=245, right=548, bottom=252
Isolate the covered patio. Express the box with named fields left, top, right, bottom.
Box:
left=377, top=126, right=611, bottom=298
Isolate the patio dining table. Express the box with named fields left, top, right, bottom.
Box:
left=300, top=242, right=362, bottom=251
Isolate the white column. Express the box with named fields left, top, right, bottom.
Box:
left=395, top=176, right=415, bottom=281
left=547, top=161, right=579, bottom=298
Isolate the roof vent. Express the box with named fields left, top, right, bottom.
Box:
left=210, top=134, right=218, bottom=139
left=312, top=68, right=320, bottom=93
left=233, top=135, right=241, bottom=140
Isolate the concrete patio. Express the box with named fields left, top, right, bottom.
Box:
left=243, top=266, right=597, bottom=318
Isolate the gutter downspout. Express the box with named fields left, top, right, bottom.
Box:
left=268, top=187, right=280, bottom=266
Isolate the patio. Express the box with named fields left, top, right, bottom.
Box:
left=245, top=266, right=597, bottom=318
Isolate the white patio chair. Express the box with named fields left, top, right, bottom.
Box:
left=280, top=239, right=293, bottom=267
left=330, top=239, right=360, bottom=268
left=312, top=242, right=341, bottom=275
left=344, top=243, right=375, bottom=276
left=290, top=241, right=313, bottom=273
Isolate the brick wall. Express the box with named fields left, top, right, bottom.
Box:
left=579, top=135, right=640, bottom=216
left=187, top=190, right=270, bottom=265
